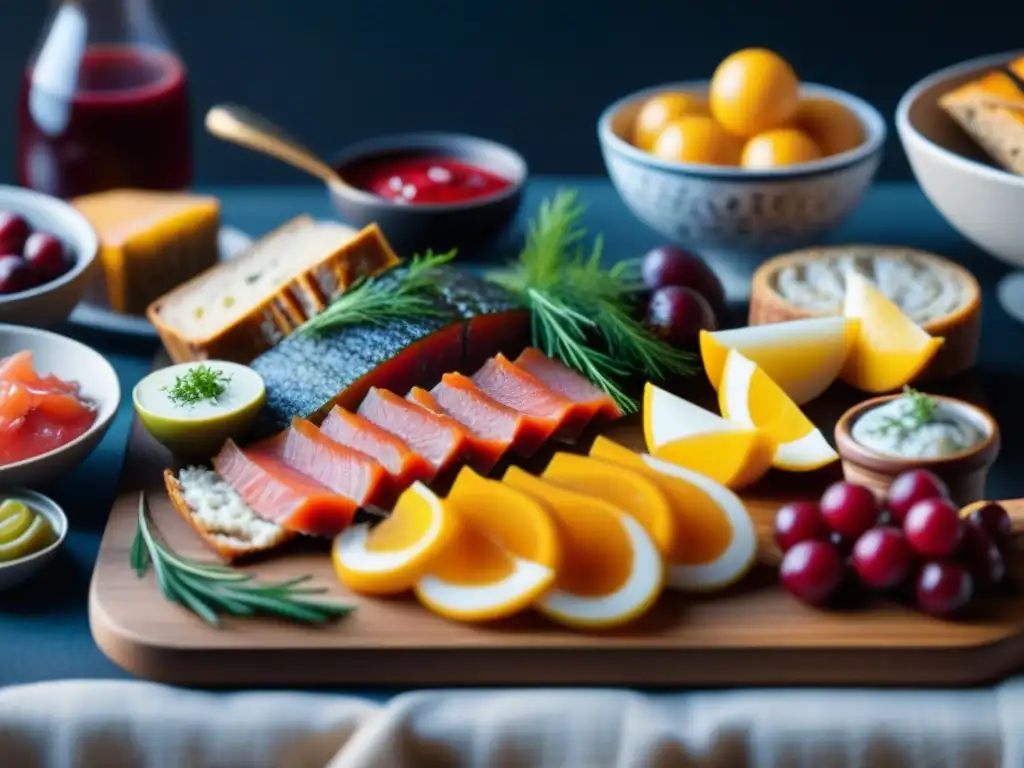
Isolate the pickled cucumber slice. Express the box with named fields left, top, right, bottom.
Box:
left=0, top=514, right=56, bottom=562
left=0, top=508, right=33, bottom=544
left=0, top=499, right=29, bottom=525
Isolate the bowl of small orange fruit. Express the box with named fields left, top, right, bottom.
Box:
left=598, top=48, right=885, bottom=259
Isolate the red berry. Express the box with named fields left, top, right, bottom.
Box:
left=965, top=502, right=1012, bottom=543
left=773, top=501, right=827, bottom=552
left=640, top=245, right=726, bottom=315
left=886, top=469, right=950, bottom=524
left=851, top=526, right=914, bottom=589
left=960, top=524, right=1006, bottom=592
left=645, top=286, right=717, bottom=347
left=904, top=498, right=964, bottom=558
left=0, top=255, right=39, bottom=294
left=22, top=233, right=67, bottom=281
left=779, top=540, right=846, bottom=606
left=819, top=481, right=879, bottom=538
left=0, top=212, right=30, bottom=255
left=915, top=561, right=973, bottom=618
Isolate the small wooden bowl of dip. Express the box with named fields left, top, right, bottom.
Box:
left=834, top=393, right=1000, bottom=507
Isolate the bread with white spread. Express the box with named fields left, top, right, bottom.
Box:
left=164, top=467, right=294, bottom=562
left=148, top=218, right=400, bottom=364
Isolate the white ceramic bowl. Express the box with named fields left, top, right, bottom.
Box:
left=897, top=51, right=1024, bottom=268
left=0, top=488, right=67, bottom=591
left=598, top=81, right=886, bottom=254
left=0, top=325, right=120, bottom=487
left=0, top=185, right=99, bottom=328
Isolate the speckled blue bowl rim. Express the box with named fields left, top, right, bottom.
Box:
left=597, top=80, right=887, bottom=182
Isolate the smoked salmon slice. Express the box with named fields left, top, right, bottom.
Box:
left=273, top=418, right=392, bottom=508
left=514, top=348, right=622, bottom=424
left=357, top=387, right=466, bottom=475
left=212, top=438, right=358, bottom=537
left=407, top=381, right=511, bottom=473
left=471, top=354, right=584, bottom=448
left=319, top=405, right=435, bottom=488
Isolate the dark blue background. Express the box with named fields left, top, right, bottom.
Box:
left=1, top=2, right=1017, bottom=183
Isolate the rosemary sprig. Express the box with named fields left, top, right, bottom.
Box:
left=298, top=249, right=456, bottom=337
left=869, top=386, right=940, bottom=441
left=130, top=493, right=353, bottom=628
left=161, top=364, right=232, bottom=406
left=489, top=191, right=696, bottom=412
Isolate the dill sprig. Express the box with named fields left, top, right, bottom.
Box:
left=162, top=364, right=232, bottom=406
left=298, top=249, right=456, bottom=337
left=869, top=386, right=941, bottom=441
left=130, top=493, right=353, bottom=628
left=489, top=191, right=695, bottom=412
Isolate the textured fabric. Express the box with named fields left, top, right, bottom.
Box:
left=1, top=679, right=1023, bottom=767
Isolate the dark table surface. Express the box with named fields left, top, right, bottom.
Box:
left=3, top=178, right=1024, bottom=690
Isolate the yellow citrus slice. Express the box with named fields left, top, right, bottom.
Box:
left=331, top=482, right=461, bottom=595
left=700, top=317, right=858, bottom=405
left=840, top=272, right=945, bottom=393
left=541, top=451, right=676, bottom=555
left=414, top=467, right=559, bottom=623
left=503, top=467, right=664, bottom=629
left=589, top=436, right=757, bottom=592
left=719, top=349, right=838, bottom=471
left=642, top=382, right=773, bottom=489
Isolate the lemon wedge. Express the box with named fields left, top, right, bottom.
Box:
left=719, top=349, right=838, bottom=471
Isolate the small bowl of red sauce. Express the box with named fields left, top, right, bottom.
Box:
left=330, top=133, right=527, bottom=257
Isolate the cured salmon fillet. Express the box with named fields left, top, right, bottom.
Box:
left=407, top=383, right=509, bottom=473
left=212, top=438, right=358, bottom=537
left=514, top=348, right=622, bottom=424
left=357, top=387, right=466, bottom=475
left=427, top=371, right=528, bottom=457
left=471, top=354, right=584, bottom=447
left=319, top=405, right=435, bottom=488
left=273, top=418, right=391, bottom=508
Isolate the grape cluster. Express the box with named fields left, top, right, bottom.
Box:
left=774, top=469, right=1013, bottom=618
left=639, top=246, right=725, bottom=347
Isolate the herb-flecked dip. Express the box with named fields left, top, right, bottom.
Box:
left=135, top=361, right=264, bottom=422
left=851, top=388, right=985, bottom=459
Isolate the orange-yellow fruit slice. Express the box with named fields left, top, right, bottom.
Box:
left=589, top=436, right=757, bottom=592
left=414, top=467, right=559, bottom=623
left=541, top=452, right=676, bottom=555
left=503, top=467, right=664, bottom=629
left=332, top=482, right=461, bottom=595
left=700, top=317, right=859, bottom=405
left=642, top=382, right=773, bottom=489
left=719, top=349, right=838, bottom=472
left=840, top=272, right=945, bottom=393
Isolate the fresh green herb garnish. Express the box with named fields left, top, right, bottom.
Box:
left=489, top=191, right=695, bottom=412
left=298, top=249, right=456, bottom=337
left=870, top=386, right=940, bottom=441
left=162, top=364, right=232, bottom=406
left=130, top=494, right=352, bottom=628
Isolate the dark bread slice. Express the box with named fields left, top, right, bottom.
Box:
left=940, top=64, right=1024, bottom=175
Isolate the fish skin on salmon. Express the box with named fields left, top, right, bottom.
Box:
left=406, top=385, right=506, bottom=474
left=319, top=405, right=435, bottom=488
left=212, top=438, right=358, bottom=537
left=249, top=268, right=529, bottom=435
left=514, top=348, right=623, bottom=424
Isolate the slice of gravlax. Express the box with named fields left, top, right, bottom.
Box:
left=423, top=371, right=526, bottom=460
left=273, top=417, right=392, bottom=508
left=212, top=438, right=358, bottom=537
left=514, top=348, right=622, bottom=424
left=358, top=387, right=467, bottom=476
left=407, top=384, right=507, bottom=473
left=471, top=353, right=587, bottom=446
left=248, top=267, right=529, bottom=434
left=319, top=405, right=435, bottom=488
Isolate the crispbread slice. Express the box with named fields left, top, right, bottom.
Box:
left=940, top=64, right=1024, bottom=175
left=163, top=468, right=294, bottom=562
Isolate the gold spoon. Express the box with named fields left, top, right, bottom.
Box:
left=205, top=103, right=352, bottom=192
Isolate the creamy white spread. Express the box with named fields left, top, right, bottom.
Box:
left=772, top=249, right=966, bottom=324
left=851, top=397, right=985, bottom=459
left=178, top=466, right=282, bottom=548
left=136, top=361, right=263, bottom=420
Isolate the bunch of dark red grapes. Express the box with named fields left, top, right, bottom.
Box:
left=0, top=212, right=74, bottom=294
left=774, top=469, right=1014, bottom=618
left=639, top=246, right=724, bottom=347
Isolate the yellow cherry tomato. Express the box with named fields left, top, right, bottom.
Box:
left=652, top=116, right=742, bottom=166
left=740, top=128, right=823, bottom=169
left=792, top=97, right=865, bottom=156
left=710, top=48, right=800, bottom=137
left=634, top=92, right=710, bottom=151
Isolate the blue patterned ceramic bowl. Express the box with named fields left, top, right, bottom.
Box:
left=598, top=82, right=886, bottom=254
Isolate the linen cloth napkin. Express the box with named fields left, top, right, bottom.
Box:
left=2, top=679, right=1023, bottom=767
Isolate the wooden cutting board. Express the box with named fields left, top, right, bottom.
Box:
left=89, top=361, right=1024, bottom=687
